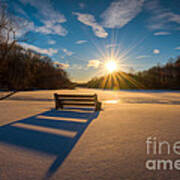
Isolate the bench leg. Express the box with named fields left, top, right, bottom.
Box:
left=95, top=102, right=101, bottom=111
left=60, top=104, right=63, bottom=110
left=54, top=99, right=57, bottom=110
left=55, top=101, right=64, bottom=110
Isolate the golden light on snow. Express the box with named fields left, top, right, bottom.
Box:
left=105, top=60, right=117, bottom=73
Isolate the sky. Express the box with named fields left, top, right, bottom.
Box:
left=5, top=0, right=180, bottom=82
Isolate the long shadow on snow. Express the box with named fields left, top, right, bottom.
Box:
left=0, top=107, right=100, bottom=179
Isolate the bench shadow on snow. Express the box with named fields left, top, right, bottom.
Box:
left=0, top=107, right=100, bottom=179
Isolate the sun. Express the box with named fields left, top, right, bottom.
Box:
left=105, top=60, right=117, bottom=73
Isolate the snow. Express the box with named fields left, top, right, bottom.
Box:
left=0, top=88, right=180, bottom=180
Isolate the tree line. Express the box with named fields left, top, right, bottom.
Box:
left=85, top=56, right=180, bottom=90
left=0, top=3, right=72, bottom=91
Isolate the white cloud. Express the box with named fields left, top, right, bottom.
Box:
left=54, top=61, right=70, bottom=69
left=6, top=16, right=34, bottom=40
left=150, top=12, right=180, bottom=30
left=87, top=59, right=101, bottom=69
left=15, top=20, right=35, bottom=38
left=73, top=12, right=108, bottom=38
left=175, top=47, right=180, bottom=50
left=20, top=0, right=67, bottom=36
left=153, top=49, right=160, bottom=54
left=35, top=26, right=51, bottom=34
left=145, top=0, right=180, bottom=30
left=101, top=0, right=144, bottom=28
left=19, top=42, right=58, bottom=56
left=52, top=24, right=67, bottom=36
left=48, top=40, right=56, bottom=45
left=136, top=55, right=151, bottom=59
left=76, top=40, right=87, bottom=44
left=36, top=21, right=67, bottom=36
left=154, top=31, right=171, bottom=36
left=62, top=48, right=73, bottom=56
left=167, top=13, right=180, bottom=24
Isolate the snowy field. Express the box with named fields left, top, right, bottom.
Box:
left=0, top=88, right=180, bottom=180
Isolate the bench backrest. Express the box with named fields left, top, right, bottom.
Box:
left=54, top=93, right=99, bottom=108
left=55, top=94, right=97, bottom=98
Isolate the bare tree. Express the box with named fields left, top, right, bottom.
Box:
left=0, top=2, right=16, bottom=61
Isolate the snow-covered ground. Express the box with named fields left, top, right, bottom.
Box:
left=0, top=88, right=180, bottom=180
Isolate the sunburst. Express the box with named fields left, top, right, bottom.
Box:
left=105, top=60, right=117, bottom=73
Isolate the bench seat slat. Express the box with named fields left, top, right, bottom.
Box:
left=63, top=102, right=95, bottom=106
left=57, top=94, right=95, bottom=98
left=59, top=99, right=95, bottom=102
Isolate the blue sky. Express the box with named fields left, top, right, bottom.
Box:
left=6, top=0, right=180, bottom=82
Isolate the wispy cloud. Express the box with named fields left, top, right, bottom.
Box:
left=48, top=40, right=56, bottom=45
left=20, top=0, right=67, bottom=36
left=12, top=2, right=28, bottom=18
left=15, top=19, right=35, bottom=38
left=36, top=20, right=67, bottom=36
left=20, top=0, right=66, bottom=23
left=87, top=59, right=101, bottom=69
left=175, top=46, right=180, bottom=50
left=136, top=55, right=151, bottom=59
left=79, top=3, right=85, bottom=9
left=19, top=42, right=58, bottom=56
left=54, top=61, right=70, bottom=69
left=62, top=48, right=73, bottom=56
left=153, top=49, right=160, bottom=54
left=154, top=31, right=171, bottom=36
left=73, top=12, right=108, bottom=38
left=106, top=43, right=120, bottom=48
left=145, top=0, right=180, bottom=31
left=101, top=0, right=144, bottom=28
left=75, top=40, right=87, bottom=44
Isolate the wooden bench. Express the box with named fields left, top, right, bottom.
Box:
left=54, top=93, right=101, bottom=111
